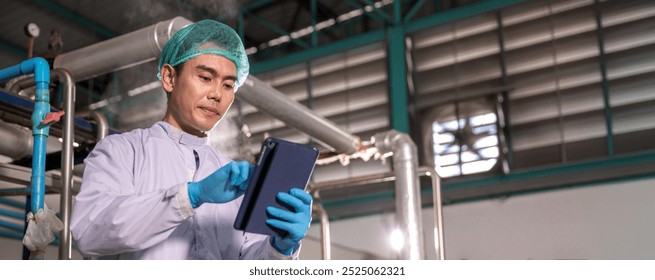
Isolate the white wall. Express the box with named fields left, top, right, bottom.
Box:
left=302, top=176, right=655, bottom=260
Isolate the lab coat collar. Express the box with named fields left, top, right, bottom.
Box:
left=156, top=121, right=209, bottom=146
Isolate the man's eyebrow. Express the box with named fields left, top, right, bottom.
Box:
left=195, top=64, right=237, bottom=81
left=195, top=65, right=218, bottom=76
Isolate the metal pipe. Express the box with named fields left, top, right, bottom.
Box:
left=53, top=17, right=192, bottom=82
left=52, top=15, right=359, bottom=156
left=312, top=200, right=331, bottom=260
left=0, top=120, right=33, bottom=159
left=0, top=57, right=50, bottom=214
left=424, top=168, right=444, bottom=260
left=78, top=110, right=109, bottom=141
left=53, top=68, right=75, bottom=260
left=309, top=171, right=397, bottom=192
left=238, top=77, right=360, bottom=154
left=373, top=130, right=424, bottom=260
left=0, top=162, right=83, bottom=195
left=308, top=166, right=444, bottom=259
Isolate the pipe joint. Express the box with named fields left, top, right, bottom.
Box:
left=31, top=89, right=51, bottom=135
left=20, top=57, right=50, bottom=88
left=373, top=130, right=417, bottom=161
left=372, top=129, right=425, bottom=259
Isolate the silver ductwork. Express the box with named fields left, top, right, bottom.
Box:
left=53, top=17, right=192, bottom=81
left=238, top=77, right=360, bottom=154
left=374, top=130, right=425, bottom=260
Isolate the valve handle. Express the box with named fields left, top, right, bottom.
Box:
left=40, top=111, right=65, bottom=125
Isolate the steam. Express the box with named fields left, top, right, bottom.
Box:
left=122, top=0, right=238, bottom=29
left=189, top=0, right=238, bottom=21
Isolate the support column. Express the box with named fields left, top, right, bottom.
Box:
left=387, top=1, right=410, bottom=133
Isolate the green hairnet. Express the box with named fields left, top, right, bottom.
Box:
left=158, top=19, right=249, bottom=91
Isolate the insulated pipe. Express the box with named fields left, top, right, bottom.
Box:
left=53, top=17, right=192, bottom=81
left=373, top=130, right=425, bottom=260
left=54, top=69, right=75, bottom=260
left=238, top=77, right=360, bottom=154
left=0, top=120, right=33, bottom=159
left=0, top=57, right=50, bottom=213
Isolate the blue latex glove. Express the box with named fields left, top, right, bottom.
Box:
left=266, top=188, right=313, bottom=255
left=187, top=161, right=254, bottom=208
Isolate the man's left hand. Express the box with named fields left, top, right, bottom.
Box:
left=266, top=188, right=313, bottom=255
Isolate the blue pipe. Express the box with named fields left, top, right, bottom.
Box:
left=0, top=197, right=26, bottom=209
left=0, top=208, right=24, bottom=220
left=0, top=57, right=50, bottom=214
left=0, top=229, right=24, bottom=240
left=0, top=220, right=24, bottom=233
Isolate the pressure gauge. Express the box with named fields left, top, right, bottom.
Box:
left=24, top=23, right=40, bottom=38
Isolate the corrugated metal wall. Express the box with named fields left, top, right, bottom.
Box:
left=231, top=0, right=655, bottom=188
left=413, top=0, right=655, bottom=172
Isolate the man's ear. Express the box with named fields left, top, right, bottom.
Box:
left=161, top=64, right=176, bottom=93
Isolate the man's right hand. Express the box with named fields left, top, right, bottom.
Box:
left=187, top=161, right=254, bottom=208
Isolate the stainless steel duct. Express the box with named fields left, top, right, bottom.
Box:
left=238, top=77, right=360, bottom=154
left=0, top=120, right=33, bottom=159
left=373, top=130, right=425, bottom=260
left=53, top=17, right=192, bottom=81
left=54, top=69, right=75, bottom=260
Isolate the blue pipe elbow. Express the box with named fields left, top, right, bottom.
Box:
left=20, top=57, right=50, bottom=89
left=0, top=57, right=50, bottom=87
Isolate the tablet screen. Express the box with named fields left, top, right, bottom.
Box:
left=233, top=137, right=319, bottom=237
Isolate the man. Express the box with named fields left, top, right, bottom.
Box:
left=70, top=20, right=312, bottom=259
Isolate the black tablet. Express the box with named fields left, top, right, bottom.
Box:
left=233, top=137, right=319, bottom=238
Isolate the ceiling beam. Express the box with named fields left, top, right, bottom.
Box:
left=0, top=39, right=27, bottom=58
left=288, top=0, right=304, bottom=31
left=250, top=29, right=385, bottom=74
left=296, top=0, right=341, bottom=41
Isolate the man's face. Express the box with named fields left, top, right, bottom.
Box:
left=161, top=54, right=237, bottom=137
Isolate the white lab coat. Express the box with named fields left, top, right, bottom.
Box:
left=70, top=121, right=296, bottom=260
